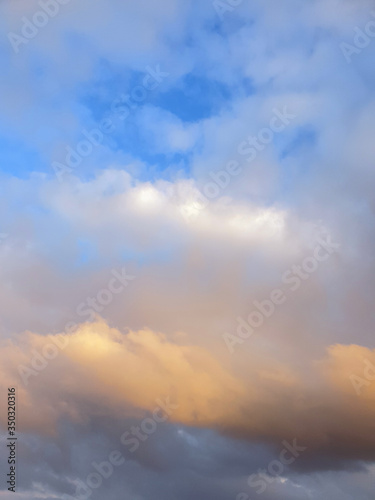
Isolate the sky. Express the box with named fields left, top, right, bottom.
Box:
left=0, top=0, right=375, bottom=499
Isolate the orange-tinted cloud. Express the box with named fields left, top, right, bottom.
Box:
left=1, top=320, right=375, bottom=466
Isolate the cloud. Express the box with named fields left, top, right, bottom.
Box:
left=0, top=319, right=244, bottom=433
left=1, top=318, right=375, bottom=472
left=1, top=0, right=375, bottom=498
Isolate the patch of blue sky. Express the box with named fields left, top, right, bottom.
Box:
left=152, top=73, right=234, bottom=122
left=74, top=94, right=195, bottom=180
left=73, top=61, right=254, bottom=180
left=80, top=59, right=239, bottom=123
left=0, top=133, right=46, bottom=178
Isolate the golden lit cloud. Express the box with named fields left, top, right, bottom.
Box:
left=1, top=319, right=375, bottom=464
